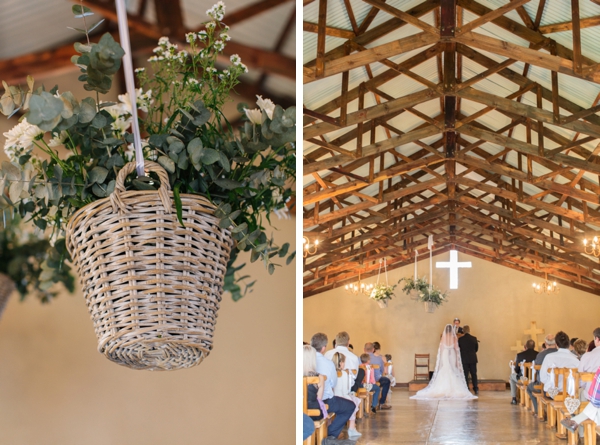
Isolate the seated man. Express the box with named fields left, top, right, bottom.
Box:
left=325, top=331, right=360, bottom=372
left=366, top=342, right=391, bottom=410
left=527, top=334, right=557, bottom=415
left=510, top=339, right=538, bottom=405
left=539, top=331, right=579, bottom=394
left=310, top=333, right=357, bottom=445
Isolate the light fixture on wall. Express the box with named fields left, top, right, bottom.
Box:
left=344, top=272, right=373, bottom=296
left=532, top=272, right=559, bottom=295
left=303, top=236, right=318, bottom=258
left=583, top=236, right=600, bottom=257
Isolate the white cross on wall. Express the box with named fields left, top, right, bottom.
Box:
left=436, top=250, right=472, bottom=289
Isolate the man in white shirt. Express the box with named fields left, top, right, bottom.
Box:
left=578, top=327, right=600, bottom=396
left=540, top=331, right=580, bottom=393
left=325, top=331, right=360, bottom=373
left=310, top=332, right=356, bottom=445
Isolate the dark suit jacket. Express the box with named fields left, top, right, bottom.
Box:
left=458, top=333, right=479, bottom=364
left=514, top=348, right=538, bottom=376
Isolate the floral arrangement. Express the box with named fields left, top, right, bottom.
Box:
left=0, top=2, right=295, bottom=301
left=369, top=284, right=396, bottom=302
left=398, top=276, right=448, bottom=307
left=0, top=211, right=74, bottom=302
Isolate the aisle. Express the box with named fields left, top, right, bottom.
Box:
left=347, top=389, right=564, bottom=444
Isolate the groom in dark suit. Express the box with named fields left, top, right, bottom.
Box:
left=458, top=325, right=479, bottom=394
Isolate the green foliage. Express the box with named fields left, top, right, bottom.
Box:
left=0, top=3, right=295, bottom=302
left=398, top=276, right=449, bottom=307
left=369, top=284, right=396, bottom=301
left=0, top=213, right=74, bottom=302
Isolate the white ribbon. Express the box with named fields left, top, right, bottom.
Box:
left=548, top=367, right=556, bottom=389
left=414, top=249, right=418, bottom=281
left=115, top=0, right=144, bottom=177
left=567, top=369, right=576, bottom=397
left=428, top=235, right=433, bottom=291
left=531, top=366, right=536, bottom=382
left=520, top=360, right=525, bottom=375
left=509, top=360, right=514, bottom=371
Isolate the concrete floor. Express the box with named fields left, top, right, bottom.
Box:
left=344, top=389, right=564, bottom=444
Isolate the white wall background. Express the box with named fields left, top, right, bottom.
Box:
left=304, top=252, right=600, bottom=383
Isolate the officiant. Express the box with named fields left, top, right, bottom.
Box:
left=458, top=325, right=479, bottom=395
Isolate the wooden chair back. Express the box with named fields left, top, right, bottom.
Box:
left=303, top=376, right=326, bottom=417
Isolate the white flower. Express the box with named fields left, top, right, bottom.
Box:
left=256, top=95, right=275, bottom=120
left=198, top=30, right=208, bottom=40
left=186, top=32, right=197, bottom=43
left=148, top=55, right=159, bottom=62
left=48, top=131, right=69, bottom=148
left=207, top=2, right=226, bottom=21
left=244, top=108, right=263, bottom=125
left=111, top=117, right=132, bottom=135
left=274, top=206, right=290, bottom=220
left=220, top=33, right=231, bottom=41
left=230, top=54, right=241, bottom=65
left=158, top=36, right=170, bottom=45
left=3, top=118, right=43, bottom=159
left=117, top=88, right=153, bottom=114
left=206, top=21, right=216, bottom=30
left=214, top=40, right=224, bottom=52
left=134, top=67, right=145, bottom=74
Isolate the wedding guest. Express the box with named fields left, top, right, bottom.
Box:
left=561, top=367, right=600, bottom=434
left=509, top=339, right=538, bottom=405
left=351, top=353, right=381, bottom=414
left=366, top=342, right=391, bottom=410
left=574, top=339, right=588, bottom=358
left=310, top=333, right=356, bottom=444
left=325, top=332, right=360, bottom=372
left=541, top=343, right=547, bottom=350
left=527, top=334, right=558, bottom=415
left=332, top=352, right=361, bottom=439
left=384, top=354, right=396, bottom=387
left=578, top=328, right=600, bottom=394
left=570, top=337, right=579, bottom=355
left=539, top=331, right=579, bottom=395
left=588, top=340, right=596, bottom=352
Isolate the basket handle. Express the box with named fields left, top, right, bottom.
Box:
left=110, top=161, right=172, bottom=214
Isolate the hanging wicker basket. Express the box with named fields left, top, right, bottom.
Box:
left=0, top=273, right=15, bottom=319
left=377, top=299, right=388, bottom=309
left=66, top=161, right=233, bottom=371
left=425, top=301, right=436, bottom=313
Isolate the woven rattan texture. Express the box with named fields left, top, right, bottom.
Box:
left=0, top=273, right=15, bottom=319
left=66, top=162, right=232, bottom=371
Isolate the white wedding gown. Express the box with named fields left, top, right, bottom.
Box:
left=410, top=324, right=477, bottom=400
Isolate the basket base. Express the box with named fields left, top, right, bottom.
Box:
left=102, top=340, right=208, bottom=371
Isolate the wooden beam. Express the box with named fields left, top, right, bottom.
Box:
left=456, top=0, right=532, bottom=35
left=304, top=31, right=439, bottom=83
left=361, top=0, right=440, bottom=35
left=304, top=88, right=441, bottom=139
left=538, top=15, right=600, bottom=34
left=315, top=0, right=328, bottom=78
left=303, top=22, right=355, bottom=40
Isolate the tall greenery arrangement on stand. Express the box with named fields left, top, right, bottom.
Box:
left=0, top=1, right=295, bottom=301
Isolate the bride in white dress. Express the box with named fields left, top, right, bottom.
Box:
left=410, top=324, right=477, bottom=400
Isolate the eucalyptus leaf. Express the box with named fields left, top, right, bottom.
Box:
left=214, top=178, right=243, bottom=190
left=88, top=166, right=108, bottom=184
left=2, top=161, right=21, bottom=181
left=200, top=147, right=220, bottom=165
left=157, top=156, right=176, bottom=173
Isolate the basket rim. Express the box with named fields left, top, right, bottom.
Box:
left=65, top=189, right=220, bottom=256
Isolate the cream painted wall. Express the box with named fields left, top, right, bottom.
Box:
left=304, top=252, right=600, bottom=384
left=0, top=215, right=295, bottom=445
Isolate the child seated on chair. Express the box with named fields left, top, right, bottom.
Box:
left=332, top=352, right=362, bottom=439
left=351, top=353, right=381, bottom=414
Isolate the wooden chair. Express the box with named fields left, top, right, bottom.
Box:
left=563, top=372, right=596, bottom=445
left=303, top=376, right=336, bottom=445
left=546, top=368, right=577, bottom=430
left=531, top=364, right=547, bottom=420
left=357, top=364, right=379, bottom=415
left=517, top=362, right=532, bottom=408
left=414, top=354, right=430, bottom=380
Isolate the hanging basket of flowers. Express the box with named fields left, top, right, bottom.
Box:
left=399, top=277, right=448, bottom=313
left=0, top=2, right=295, bottom=370
left=65, top=161, right=232, bottom=370
left=368, top=258, right=395, bottom=308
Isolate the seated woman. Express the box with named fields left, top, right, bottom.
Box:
left=303, top=345, right=326, bottom=421
left=331, top=352, right=361, bottom=439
